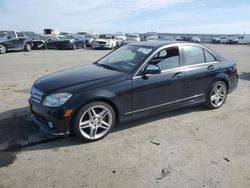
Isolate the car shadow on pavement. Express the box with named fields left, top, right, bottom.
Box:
left=239, top=72, right=250, bottom=81
left=0, top=105, right=208, bottom=167
left=0, top=105, right=207, bottom=151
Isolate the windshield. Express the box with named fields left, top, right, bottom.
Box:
left=0, top=31, right=9, bottom=38
left=128, top=34, right=139, bottom=38
left=114, top=34, right=124, bottom=37
left=96, top=45, right=153, bottom=73
left=84, top=34, right=92, bottom=38
left=99, top=34, right=113, bottom=39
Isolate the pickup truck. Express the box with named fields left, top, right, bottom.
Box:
left=0, top=31, right=33, bottom=54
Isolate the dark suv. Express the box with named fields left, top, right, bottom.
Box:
left=0, top=31, right=33, bottom=54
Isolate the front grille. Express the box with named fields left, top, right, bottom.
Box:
left=31, top=87, right=44, bottom=104
left=97, top=41, right=106, bottom=45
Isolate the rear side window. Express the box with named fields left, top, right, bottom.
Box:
left=183, top=46, right=205, bottom=65
left=203, top=49, right=217, bottom=62
left=17, top=32, right=25, bottom=37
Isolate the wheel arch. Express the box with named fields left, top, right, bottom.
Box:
left=69, top=97, right=120, bottom=132
left=213, top=74, right=229, bottom=91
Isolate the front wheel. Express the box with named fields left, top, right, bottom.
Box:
left=206, top=81, right=227, bottom=109
left=24, top=43, right=32, bottom=52
left=0, top=44, right=7, bottom=54
left=74, top=102, right=116, bottom=141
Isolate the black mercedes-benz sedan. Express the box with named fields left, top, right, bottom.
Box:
left=29, top=41, right=238, bottom=141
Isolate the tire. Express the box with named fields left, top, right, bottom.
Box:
left=73, top=101, right=116, bottom=142
left=0, top=44, right=7, bottom=54
left=206, top=81, right=227, bottom=109
left=24, top=43, right=32, bottom=52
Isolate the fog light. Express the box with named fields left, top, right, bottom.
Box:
left=48, top=121, right=53, bottom=128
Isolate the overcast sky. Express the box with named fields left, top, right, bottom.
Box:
left=0, top=0, right=250, bottom=34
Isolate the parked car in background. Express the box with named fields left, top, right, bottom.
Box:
left=84, top=34, right=95, bottom=47
left=61, top=34, right=86, bottom=48
left=121, top=33, right=141, bottom=46
left=92, top=34, right=117, bottom=49
left=175, top=36, right=182, bottom=41
left=220, top=36, right=229, bottom=44
left=58, top=32, right=72, bottom=39
left=29, top=41, right=238, bottom=141
left=43, top=34, right=85, bottom=50
left=237, top=34, right=250, bottom=44
left=228, top=36, right=238, bottom=44
left=77, top=32, right=88, bottom=36
left=23, top=31, right=47, bottom=50
left=146, top=32, right=159, bottom=41
left=0, top=31, right=33, bottom=54
left=181, top=36, right=192, bottom=41
left=114, top=32, right=127, bottom=47
left=212, top=37, right=221, bottom=44
left=191, top=36, right=201, bottom=43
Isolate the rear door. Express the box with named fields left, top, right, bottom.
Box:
left=181, top=45, right=220, bottom=102
left=16, top=32, right=27, bottom=48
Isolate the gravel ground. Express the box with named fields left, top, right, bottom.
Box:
left=0, top=45, right=249, bottom=188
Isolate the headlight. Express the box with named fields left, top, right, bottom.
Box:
left=43, top=93, right=72, bottom=107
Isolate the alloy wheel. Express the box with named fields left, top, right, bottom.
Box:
left=25, top=43, right=31, bottom=51
left=78, top=105, right=113, bottom=140
left=0, top=44, right=6, bottom=54
left=210, top=83, right=227, bottom=108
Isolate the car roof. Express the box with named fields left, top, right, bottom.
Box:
left=127, top=41, right=226, bottom=61
left=127, top=41, right=184, bottom=48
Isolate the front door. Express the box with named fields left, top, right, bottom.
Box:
left=132, top=46, right=185, bottom=115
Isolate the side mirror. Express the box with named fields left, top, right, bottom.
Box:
left=143, top=64, right=161, bottom=75
left=7, top=36, right=12, bottom=39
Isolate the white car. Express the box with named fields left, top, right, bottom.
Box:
left=220, top=36, right=229, bottom=44
left=121, top=33, right=140, bottom=46
left=92, top=34, right=117, bottom=49
left=191, top=36, right=201, bottom=43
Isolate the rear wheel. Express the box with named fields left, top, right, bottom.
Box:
left=24, top=43, right=32, bottom=52
left=0, top=44, right=7, bottom=54
left=74, top=102, right=115, bottom=141
left=206, top=81, right=227, bottom=109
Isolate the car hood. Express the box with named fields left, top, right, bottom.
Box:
left=0, top=37, right=7, bottom=42
left=34, top=64, right=126, bottom=94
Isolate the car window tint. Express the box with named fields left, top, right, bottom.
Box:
left=17, top=32, right=25, bottom=37
left=203, top=49, right=217, bottom=62
left=8, top=31, right=16, bottom=38
left=150, top=47, right=180, bottom=70
left=183, top=46, right=205, bottom=65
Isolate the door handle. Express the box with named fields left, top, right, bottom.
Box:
left=172, top=72, right=183, bottom=79
left=207, top=65, right=214, bottom=71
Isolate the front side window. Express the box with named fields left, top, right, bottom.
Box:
left=96, top=45, right=153, bottom=73
left=8, top=31, right=16, bottom=38
left=149, top=47, right=180, bottom=71
left=183, top=46, right=205, bottom=65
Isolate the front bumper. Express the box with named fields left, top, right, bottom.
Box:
left=94, top=43, right=112, bottom=49
left=29, top=99, right=71, bottom=136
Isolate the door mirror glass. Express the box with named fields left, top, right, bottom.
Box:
left=143, top=64, right=161, bottom=75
